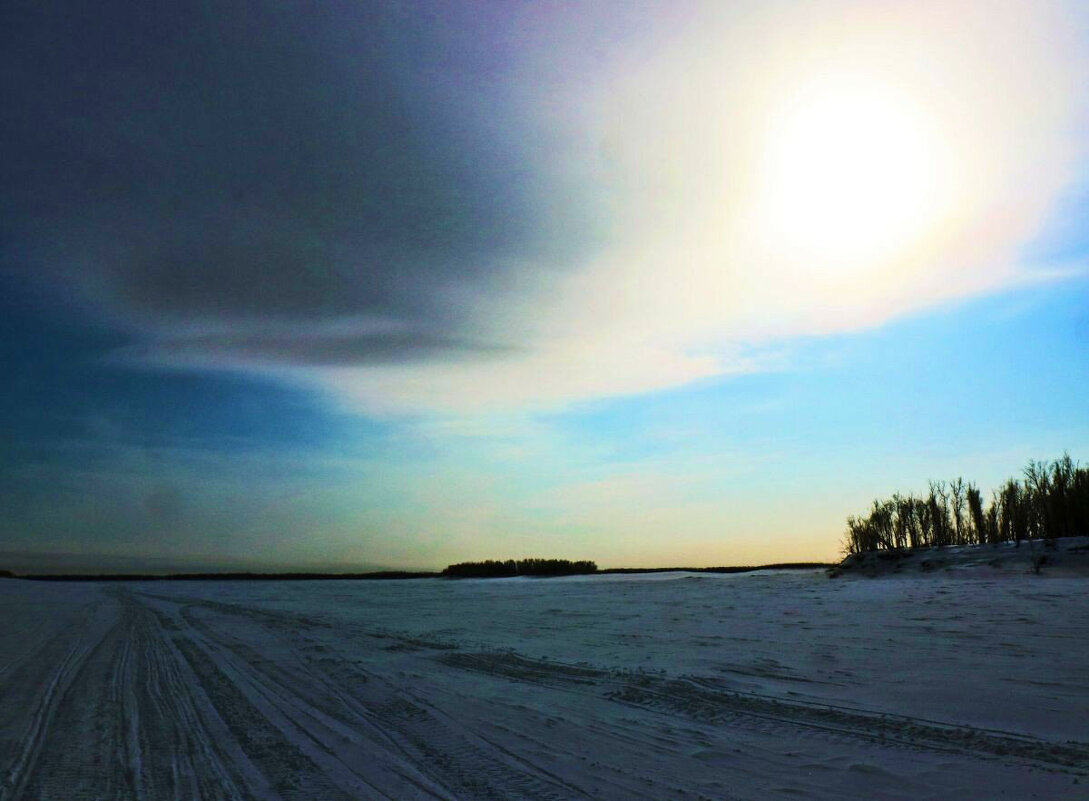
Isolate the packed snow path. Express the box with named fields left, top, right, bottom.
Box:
left=1, top=572, right=1086, bottom=800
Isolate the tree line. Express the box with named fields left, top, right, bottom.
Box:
left=843, top=453, right=1089, bottom=555
left=441, top=559, right=598, bottom=578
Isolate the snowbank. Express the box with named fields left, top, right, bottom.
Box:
left=832, top=535, right=1089, bottom=578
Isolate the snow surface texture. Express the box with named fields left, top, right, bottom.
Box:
left=0, top=570, right=1086, bottom=800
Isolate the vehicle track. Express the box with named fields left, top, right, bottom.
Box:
left=0, top=597, right=114, bottom=801
left=437, top=650, right=1089, bottom=773
left=164, top=594, right=589, bottom=800
left=7, top=583, right=1086, bottom=800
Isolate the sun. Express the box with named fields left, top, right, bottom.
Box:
left=757, top=75, right=952, bottom=272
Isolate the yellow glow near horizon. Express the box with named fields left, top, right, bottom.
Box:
left=757, top=75, right=954, bottom=274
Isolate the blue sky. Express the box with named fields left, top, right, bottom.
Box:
left=2, top=1, right=1088, bottom=571
left=3, top=270, right=1085, bottom=571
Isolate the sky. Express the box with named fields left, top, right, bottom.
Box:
left=2, top=0, right=1088, bottom=572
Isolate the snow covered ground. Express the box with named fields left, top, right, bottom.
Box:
left=834, top=536, right=1089, bottom=578
left=1, top=569, right=1086, bottom=800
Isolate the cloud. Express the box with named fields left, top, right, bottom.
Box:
left=3, top=1, right=1087, bottom=415
left=115, top=319, right=518, bottom=368
left=3, top=1, right=584, bottom=321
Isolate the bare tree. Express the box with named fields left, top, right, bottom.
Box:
left=1024, top=459, right=1051, bottom=540
left=950, top=478, right=967, bottom=545
left=842, top=454, right=1087, bottom=556
left=1049, top=453, right=1076, bottom=540
left=986, top=492, right=1000, bottom=544
left=928, top=481, right=950, bottom=547
left=966, top=483, right=985, bottom=545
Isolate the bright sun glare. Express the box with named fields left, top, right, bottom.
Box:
left=759, top=77, right=952, bottom=272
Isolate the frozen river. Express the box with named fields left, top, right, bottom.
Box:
left=1, top=570, right=1086, bottom=799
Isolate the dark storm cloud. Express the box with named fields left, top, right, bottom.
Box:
left=1, top=0, right=574, bottom=362
left=120, top=327, right=519, bottom=367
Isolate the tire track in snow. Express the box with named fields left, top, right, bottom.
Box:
left=16, top=608, right=135, bottom=799
left=120, top=595, right=265, bottom=800
left=5, top=589, right=271, bottom=801
left=166, top=595, right=591, bottom=800
left=437, top=651, right=1089, bottom=773
left=0, top=597, right=115, bottom=801
left=169, top=601, right=449, bottom=800
left=108, top=622, right=144, bottom=801
left=367, top=694, right=588, bottom=801
left=172, top=638, right=364, bottom=801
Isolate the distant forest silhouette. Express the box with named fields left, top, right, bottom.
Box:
left=843, top=453, right=1089, bottom=555
left=441, top=559, right=598, bottom=578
